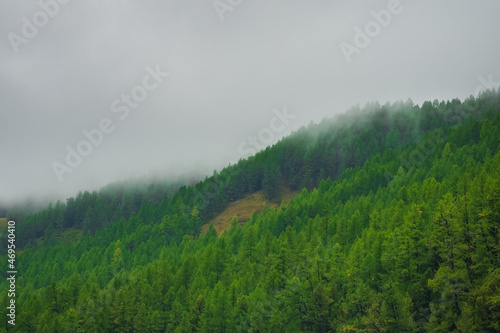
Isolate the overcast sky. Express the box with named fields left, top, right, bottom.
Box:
left=1, top=0, right=499, bottom=203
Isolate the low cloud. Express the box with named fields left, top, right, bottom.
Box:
left=1, top=0, right=499, bottom=203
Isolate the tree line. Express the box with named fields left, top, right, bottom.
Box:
left=0, top=89, right=499, bottom=332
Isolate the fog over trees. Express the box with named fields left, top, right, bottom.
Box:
left=1, top=1, right=500, bottom=332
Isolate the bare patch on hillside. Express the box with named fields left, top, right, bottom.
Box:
left=201, top=187, right=298, bottom=236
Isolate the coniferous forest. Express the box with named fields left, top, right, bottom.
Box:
left=1, top=90, right=500, bottom=332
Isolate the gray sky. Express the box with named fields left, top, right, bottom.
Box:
left=1, top=0, right=499, bottom=203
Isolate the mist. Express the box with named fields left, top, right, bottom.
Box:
left=1, top=0, right=499, bottom=203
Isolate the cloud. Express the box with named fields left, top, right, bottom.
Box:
left=1, top=0, right=499, bottom=202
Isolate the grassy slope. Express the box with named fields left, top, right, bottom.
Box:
left=201, top=186, right=298, bottom=236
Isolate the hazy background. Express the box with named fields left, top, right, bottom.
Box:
left=1, top=0, right=499, bottom=203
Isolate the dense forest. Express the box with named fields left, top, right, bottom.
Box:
left=1, top=89, right=500, bottom=332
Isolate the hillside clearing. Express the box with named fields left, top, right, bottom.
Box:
left=201, top=188, right=297, bottom=236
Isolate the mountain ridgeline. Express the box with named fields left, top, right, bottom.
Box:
left=1, top=89, right=500, bottom=332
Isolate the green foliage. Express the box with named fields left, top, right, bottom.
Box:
left=1, top=91, right=500, bottom=331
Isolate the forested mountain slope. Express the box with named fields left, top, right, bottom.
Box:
left=9, top=91, right=500, bottom=249
left=1, top=90, right=500, bottom=332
